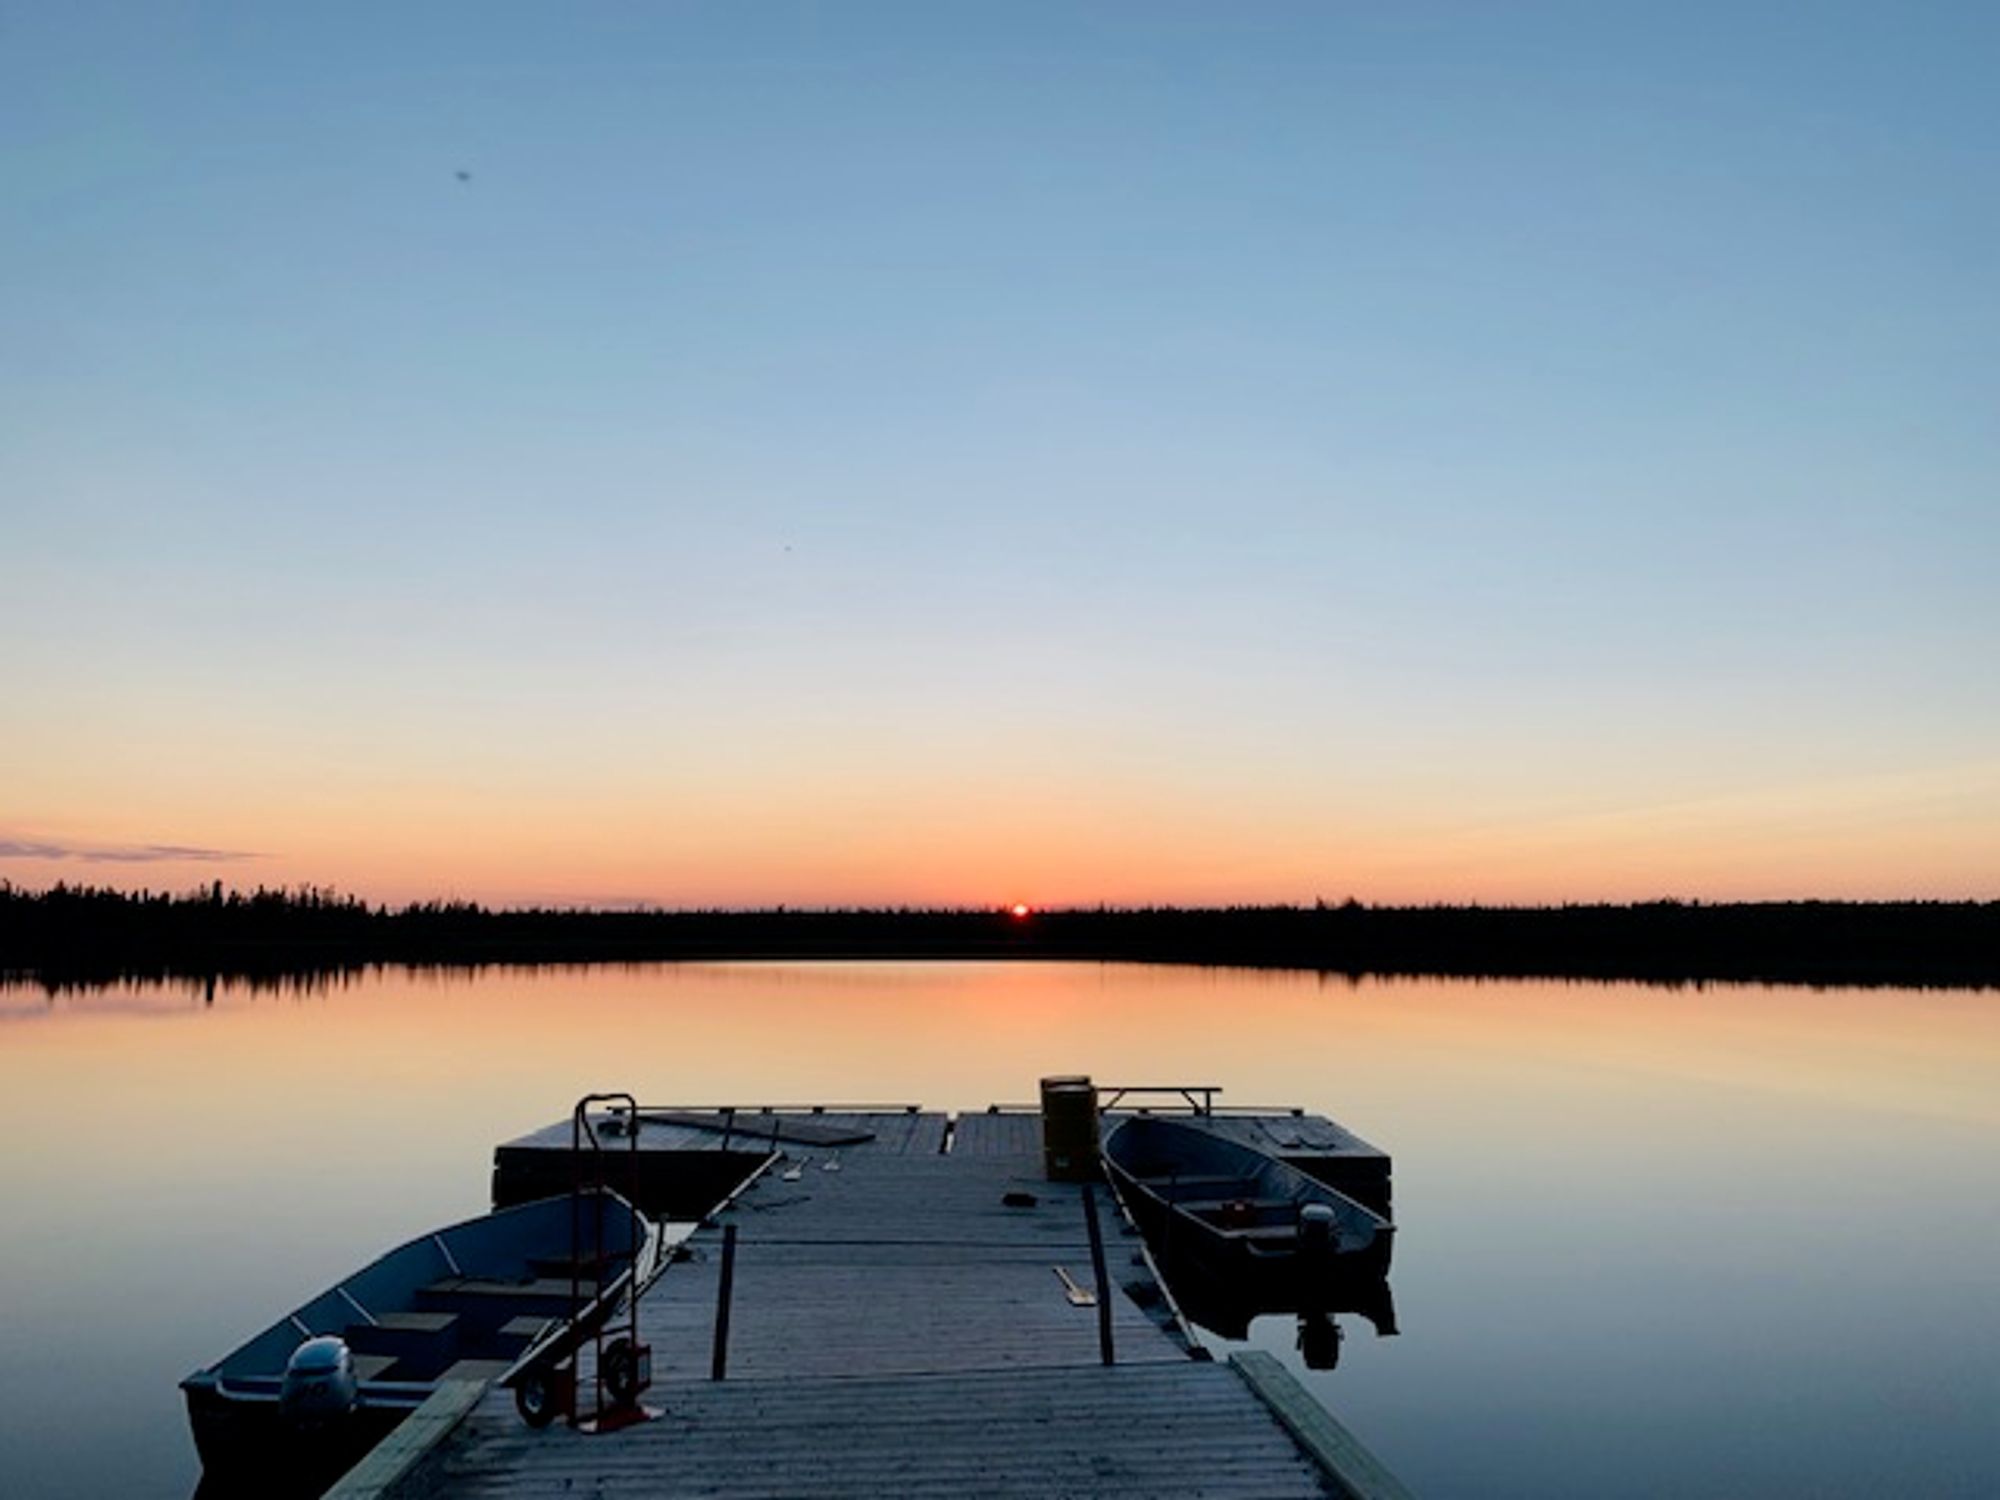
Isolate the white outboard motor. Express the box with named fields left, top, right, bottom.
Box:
left=1298, top=1202, right=1342, bottom=1267
left=280, top=1335, right=359, bottom=1429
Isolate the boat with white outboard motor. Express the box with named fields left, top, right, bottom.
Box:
left=182, top=1187, right=660, bottom=1492
left=1102, top=1113, right=1394, bottom=1297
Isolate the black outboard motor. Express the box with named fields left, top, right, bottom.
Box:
left=280, top=1336, right=359, bottom=1429
left=1297, top=1311, right=1343, bottom=1370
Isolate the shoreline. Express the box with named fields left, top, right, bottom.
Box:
left=5, top=891, right=1995, bottom=991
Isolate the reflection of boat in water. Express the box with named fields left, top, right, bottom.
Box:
left=1158, top=1235, right=1397, bottom=1370
left=1103, top=1114, right=1394, bottom=1288
left=1156, top=1236, right=1398, bottom=1343
left=182, top=1189, right=659, bottom=1494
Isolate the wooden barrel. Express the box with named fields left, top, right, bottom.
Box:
left=1039, top=1075, right=1099, bottom=1181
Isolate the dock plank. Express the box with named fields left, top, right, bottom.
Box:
left=426, top=1363, right=1334, bottom=1498
left=1232, top=1351, right=1415, bottom=1500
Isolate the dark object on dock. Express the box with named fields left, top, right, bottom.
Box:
left=181, top=1189, right=660, bottom=1491
left=1040, top=1075, right=1100, bottom=1181
left=1103, top=1114, right=1395, bottom=1300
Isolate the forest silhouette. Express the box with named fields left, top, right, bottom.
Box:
left=3, top=882, right=1993, bottom=991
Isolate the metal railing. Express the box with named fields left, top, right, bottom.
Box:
left=986, top=1087, right=1309, bottom=1118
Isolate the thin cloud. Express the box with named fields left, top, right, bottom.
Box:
left=0, top=840, right=68, bottom=860
left=0, top=837, right=260, bottom=864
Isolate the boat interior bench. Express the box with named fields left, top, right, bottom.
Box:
left=1178, top=1198, right=1306, bottom=1227
left=420, top=1276, right=581, bottom=1305
left=378, top=1311, right=458, bottom=1332
left=342, top=1306, right=545, bottom=1383
left=345, top=1310, right=462, bottom=1363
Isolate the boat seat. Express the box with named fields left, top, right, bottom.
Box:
left=1178, top=1198, right=1298, bottom=1216
left=346, top=1310, right=461, bottom=1361
left=352, top=1353, right=400, bottom=1382
left=422, top=1277, right=580, bottom=1302
left=376, top=1311, right=458, bottom=1333
left=1148, top=1178, right=1261, bottom=1203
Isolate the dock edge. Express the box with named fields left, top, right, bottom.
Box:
left=1229, top=1349, right=1416, bottom=1500
left=322, top=1377, right=489, bottom=1500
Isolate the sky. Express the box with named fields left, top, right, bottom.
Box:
left=3, top=2, right=1996, bottom=908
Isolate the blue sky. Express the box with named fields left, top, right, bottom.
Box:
left=4, top=3, right=1995, bottom=904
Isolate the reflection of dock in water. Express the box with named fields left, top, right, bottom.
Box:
left=327, top=1088, right=1410, bottom=1499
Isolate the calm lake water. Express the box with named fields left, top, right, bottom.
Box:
left=1, top=962, right=1995, bottom=1497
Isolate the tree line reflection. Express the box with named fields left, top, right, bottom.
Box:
left=3, top=882, right=1993, bottom=993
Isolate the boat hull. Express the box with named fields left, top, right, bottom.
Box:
left=183, top=1382, right=403, bottom=1496
left=1103, top=1115, right=1396, bottom=1311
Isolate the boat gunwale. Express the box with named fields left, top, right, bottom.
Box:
left=182, top=1187, right=655, bottom=1397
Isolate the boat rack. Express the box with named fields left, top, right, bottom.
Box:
left=563, top=1092, right=652, bottom=1430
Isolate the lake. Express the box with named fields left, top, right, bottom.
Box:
left=1, top=962, right=1994, bottom=1497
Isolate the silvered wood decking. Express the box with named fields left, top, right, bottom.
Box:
left=424, top=1362, right=1333, bottom=1498
left=399, top=1106, right=1391, bottom=1498
left=636, top=1150, right=1191, bottom=1382
left=490, top=1107, right=946, bottom=1219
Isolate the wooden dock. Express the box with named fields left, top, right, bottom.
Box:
left=492, top=1100, right=1391, bottom=1218
left=347, top=1101, right=1409, bottom=1499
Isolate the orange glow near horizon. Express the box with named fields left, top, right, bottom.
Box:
left=5, top=755, right=1997, bottom=907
